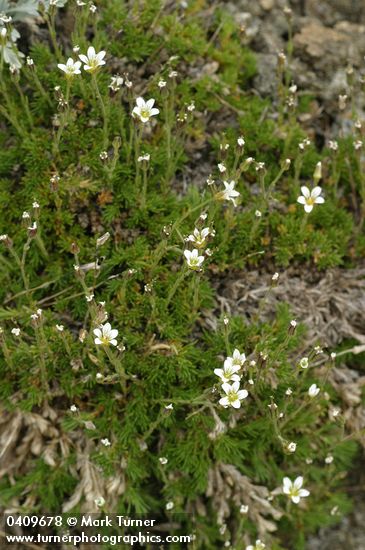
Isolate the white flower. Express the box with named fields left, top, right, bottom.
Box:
left=158, top=79, right=166, bottom=88
left=186, top=227, right=210, bottom=247
left=297, top=186, right=324, bottom=213
left=94, top=496, right=105, bottom=508
left=56, top=324, right=64, bottom=332
left=70, top=405, right=78, bottom=412
left=255, top=210, right=262, bottom=218
left=138, top=153, right=150, bottom=162
left=109, top=74, right=124, bottom=91
left=272, top=272, right=279, bottom=281
left=159, top=457, right=168, bottom=465
left=226, top=349, right=246, bottom=368
left=299, top=138, right=310, bottom=150
left=240, top=504, right=249, bottom=514
left=165, top=403, right=174, bottom=410
left=217, top=163, right=226, bottom=173
left=166, top=501, right=174, bottom=510
left=101, top=438, right=111, bottom=446
left=184, top=249, right=204, bottom=270
left=246, top=540, right=266, bottom=550
left=219, top=381, right=248, bottom=409
left=93, top=322, right=118, bottom=346
left=79, top=46, right=106, bottom=72
left=299, top=357, right=309, bottom=369
left=285, top=388, right=292, bottom=396
left=11, top=328, right=20, bottom=336
left=308, top=383, right=320, bottom=397
left=287, top=442, right=297, bottom=453
left=325, top=455, right=334, bottom=464
left=221, top=180, right=240, bottom=206
left=85, top=294, right=94, bottom=302
left=283, top=476, right=310, bottom=504
left=328, top=140, right=338, bottom=151
left=237, top=136, right=245, bottom=147
left=354, top=140, right=363, bottom=150
left=96, top=232, right=110, bottom=247
left=57, top=58, right=82, bottom=77
left=214, top=362, right=241, bottom=384
left=132, top=97, right=159, bottom=123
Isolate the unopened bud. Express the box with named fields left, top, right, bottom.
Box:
left=28, top=222, right=37, bottom=238
left=0, top=234, right=12, bottom=248
left=282, top=158, right=291, bottom=170
left=313, top=161, right=322, bottom=183
left=70, top=242, right=80, bottom=255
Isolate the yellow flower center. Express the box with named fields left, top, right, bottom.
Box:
left=227, top=390, right=238, bottom=403
left=140, top=108, right=150, bottom=120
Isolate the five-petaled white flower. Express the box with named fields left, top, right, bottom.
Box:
left=186, top=227, right=210, bottom=248
left=282, top=476, right=310, bottom=504
left=219, top=381, right=248, bottom=409
left=184, top=249, right=204, bottom=270
left=246, top=540, right=266, bottom=550
left=297, top=186, right=324, bottom=213
left=225, top=348, right=246, bottom=368
left=308, top=383, right=320, bottom=397
left=132, top=97, right=159, bottom=123
left=79, top=46, right=106, bottom=72
left=93, top=322, right=118, bottom=346
left=214, top=362, right=241, bottom=384
left=221, top=180, right=240, bottom=206
left=57, top=58, right=82, bottom=77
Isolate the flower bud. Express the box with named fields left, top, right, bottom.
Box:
left=28, top=222, right=37, bottom=238
left=0, top=234, right=13, bottom=248
left=70, top=242, right=80, bottom=255
left=313, top=161, right=322, bottom=183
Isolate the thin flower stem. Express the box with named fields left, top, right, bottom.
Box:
left=104, top=346, right=128, bottom=394
left=92, top=73, right=108, bottom=149
left=45, top=12, right=62, bottom=61
left=31, top=69, right=53, bottom=108
left=165, top=268, right=189, bottom=307
left=140, top=164, right=148, bottom=209
left=53, top=79, right=71, bottom=155
left=13, top=79, right=33, bottom=127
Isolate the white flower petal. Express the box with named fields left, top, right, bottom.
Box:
left=311, top=186, right=322, bottom=198
left=301, top=186, right=310, bottom=198
left=294, top=476, right=303, bottom=489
